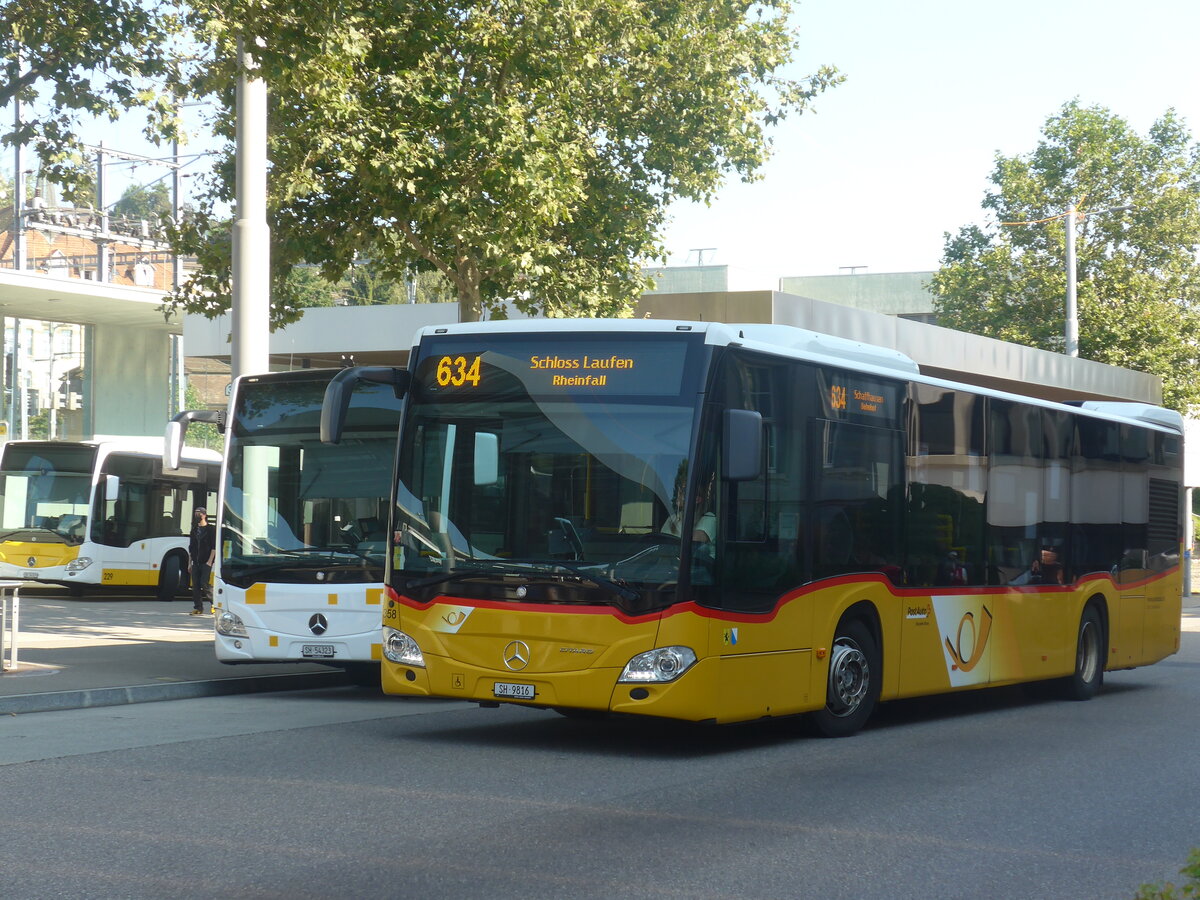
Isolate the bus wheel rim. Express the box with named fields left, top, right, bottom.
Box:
left=828, top=637, right=869, bottom=716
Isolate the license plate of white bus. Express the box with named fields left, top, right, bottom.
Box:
left=493, top=681, right=535, bottom=700
left=301, top=644, right=335, bottom=658
left=22, top=571, right=39, bottom=581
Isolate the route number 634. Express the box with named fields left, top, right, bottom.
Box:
left=436, top=355, right=481, bottom=388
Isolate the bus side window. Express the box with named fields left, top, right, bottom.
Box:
left=908, top=386, right=986, bottom=587
left=711, top=357, right=807, bottom=611
left=812, top=420, right=904, bottom=583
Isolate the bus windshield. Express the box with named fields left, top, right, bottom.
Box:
left=0, top=443, right=96, bottom=543
left=394, top=335, right=707, bottom=613
left=222, top=375, right=400, bottom=587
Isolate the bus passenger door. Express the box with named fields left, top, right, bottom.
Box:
left=705, top=358, right=814, bottom=720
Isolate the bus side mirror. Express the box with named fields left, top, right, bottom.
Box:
left=164, top=408, right=223, bottom=469
left=164, top=421, right=184, bottom=470
left=722, top=409, right=763, bottom=482
left=321, top=366, right=410, bottom=444
left=474, top=432, right=499, bottom=486
left=105, top=474, right=120, bottom=499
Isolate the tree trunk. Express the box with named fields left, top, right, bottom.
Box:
left=457, top=283, right=483, bottom=322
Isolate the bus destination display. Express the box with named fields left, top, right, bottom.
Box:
left=420, top=339, right=691, bottom=398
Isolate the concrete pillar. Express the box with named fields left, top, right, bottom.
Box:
left=89, top=324, right=173, bottom=437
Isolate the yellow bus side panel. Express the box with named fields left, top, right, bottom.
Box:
left=381, top=569, right=1181, bottom=724
left=100, top=568, right=159, bottom=586
left=1142, top=571, right=1184, bottom=663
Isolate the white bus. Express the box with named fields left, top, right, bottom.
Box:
left=168, top=369, right=403, bottom=683
left=0, top=438, right=220, bottom=596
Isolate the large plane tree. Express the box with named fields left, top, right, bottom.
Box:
left=170, top=0, right=841, bottom=324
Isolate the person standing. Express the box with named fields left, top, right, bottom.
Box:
left=188, top=507, right=216, bottom=615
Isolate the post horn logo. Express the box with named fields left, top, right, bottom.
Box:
left=945, top=605, right=993, bottom=672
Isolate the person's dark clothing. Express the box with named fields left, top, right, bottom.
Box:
left=189, top=521, right=216, bottom=611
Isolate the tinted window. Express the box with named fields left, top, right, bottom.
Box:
left=908, top=385, right=986, bottom=587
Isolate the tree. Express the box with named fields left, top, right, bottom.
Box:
left=112, top=181, right=172, bottom=221
left=167, top=0, right=840, bottom=324
left=1, top=0, right=185, bottom=201
left=931, top=101, right=1200, bottom=412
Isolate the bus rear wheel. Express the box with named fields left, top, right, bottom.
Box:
left=811, top=618, right=879, bottom=738
left=1062, top=604, right=1104, bottom=701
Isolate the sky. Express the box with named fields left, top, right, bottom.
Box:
left=11, top=0, right=1200, bottom=282
left=659, top=0, right=1200, bottom=277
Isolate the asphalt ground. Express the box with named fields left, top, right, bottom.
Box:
left=1, top=583, right=1197, bottom=718
left=0, top=585, right=349, bottom=715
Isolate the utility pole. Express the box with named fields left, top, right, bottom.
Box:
left=1064, top=201, right=1078, bottom=358
left=230, top=39, right=271, bottom=379
left=12, top=53, right=26, bottom=272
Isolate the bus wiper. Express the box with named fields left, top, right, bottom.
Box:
left=402, top=561, right=532, bottom=592
left=277, top=547, right=363, bottom=559
left=403, top=560, right=640, bottom=603
left=538, top=561, right=640, bottom=603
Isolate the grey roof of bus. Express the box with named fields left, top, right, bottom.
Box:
left=410, top=319, right=1182, bottom=433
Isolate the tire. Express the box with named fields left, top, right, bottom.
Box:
left=811, top=617, right=880, bottom=738
left=156, top=554, right=183, bottom=600
left=1062, top=604, right=1104, bottom=701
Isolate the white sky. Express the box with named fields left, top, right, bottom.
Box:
left=660, top=0, right=1200, bottom=277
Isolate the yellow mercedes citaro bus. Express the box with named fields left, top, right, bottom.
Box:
left=321, top=320, right=1184, bottom=735
left=0, top=438, right=220, bottom=597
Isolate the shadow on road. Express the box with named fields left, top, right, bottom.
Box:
left=391, top=673, right=1164, bottom=759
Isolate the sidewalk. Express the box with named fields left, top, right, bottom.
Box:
left=0, top=589, right=349, bottom=715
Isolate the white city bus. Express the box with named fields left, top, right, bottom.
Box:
left=0, top=438, right=220, bottom=596
left=168, top=369, right=403, bottom=682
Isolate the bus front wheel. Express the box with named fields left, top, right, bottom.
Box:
left=811, top=618, right=879, bottom=738
left=1062, top=604, right=1104, bottom=701
left=157, top=554, right=184, bottom=600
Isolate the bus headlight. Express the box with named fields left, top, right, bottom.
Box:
left=618, top=646, right=697, bottom=683
left=215, top=611, right=248, bottom=638
left=66, top=557, right=93, bottom=573
left=383, top=627, right=425, bottom=667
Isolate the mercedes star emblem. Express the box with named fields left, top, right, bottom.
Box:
left=308, top=613, right=329, bottom=636
left=502, top=640, right=531, bottom=671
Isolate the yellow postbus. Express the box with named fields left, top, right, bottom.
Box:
left=321, top=320, right=1184, bottom=735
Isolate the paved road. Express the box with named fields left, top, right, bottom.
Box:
left=1, top=627, right=1197, bottom=900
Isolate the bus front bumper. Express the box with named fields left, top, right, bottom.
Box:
left=381, top=654, right=722, bottom=722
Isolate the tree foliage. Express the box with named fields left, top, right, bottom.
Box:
left=166, top=0, right=840, bottom=324
left=1133, top=848, right=1200, bottom=900
left=112, top=181, right=172, bottom=221
left=1, top=0, right=185, bottom=201
left=931, top=101, right=1200, bottom=412
left=285, top=262, right=453, bottom=309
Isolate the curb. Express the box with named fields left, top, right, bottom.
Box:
left=0, top=669, right=349, bottom=716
